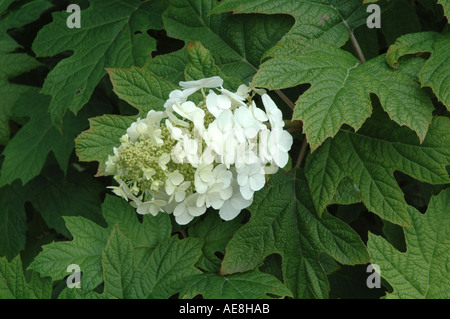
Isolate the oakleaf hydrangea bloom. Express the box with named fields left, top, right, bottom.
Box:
left=105, top=76, right=293, bottom=225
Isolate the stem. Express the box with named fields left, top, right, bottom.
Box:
left=295, top=137, right=309, bottom=169
left=275, top=89, right=295, bottom=110
left=349, top=30, right=366, bottom=63
left=284, top=119, right=303, bottom=131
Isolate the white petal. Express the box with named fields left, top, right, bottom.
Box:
left=274, top=150, right=289, bottom=168
left=173, top=202, right=187, bottom=217
left=240, top=183, right=254, bottom=200
left=174, top=189, right=187, bottom=202
left=169, top=171, right=184, bottom=185
left=219, top=87, right=247, bottom=107
left=220, top=185, right=233, bottom=200
left=188, top=204, right=207, bottom=217
left=262, top=94, right=284, bottom=128
left=179, top=76, right=223, bottom=89
left=249, top=173, right=265, bottom=191
left=217, top=109, right=234, bottom=131
left=237, top=171, right=249, bottom=187
left=165, top=182, right=176, bottom=196
left=278, top=130, right=294, bottom=152
left=219, top=201, right=241, bottom=221
left=175, top=210, right=194, bottom=225
left=250, top=101, right=268, bottom=122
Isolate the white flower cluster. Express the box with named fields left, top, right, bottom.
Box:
left=105, top=76, right=293, bottom=225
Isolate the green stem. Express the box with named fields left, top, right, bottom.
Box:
left=295, top=137, right=309, bottom=169
left=349, top=28, right=366, bottom=63
left=275, top=89, right=295, bottom=110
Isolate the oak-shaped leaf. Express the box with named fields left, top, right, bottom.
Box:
left=368, top=188, right=450, bottom=298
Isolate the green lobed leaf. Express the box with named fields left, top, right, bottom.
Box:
left=94, top=228, right=203, bottom=299
left=138, top=235, right=203, bottom=299
left=185, top=41, right=242, bottom=91
left=106, top=66, right=178, bottom=114
left=75, top=114, right=135, bottom=175
left=0, top=255, right=52, bottom=299
left=331, top=177, right=362, bottom=206
left=368, top=188, right=450, bottom=298
left=0, top=0, right=51, bottom=145
left=180, top=270, right=292, bottom=299
left=0, top=182, right=27, bottom=260
left=253, top=39, right=435, bottom=150
left=28, top=216, right=109, bottom=290
left=305, top=110, right=450, bottom=227
left=33, top=0, right=168, bottom=126
left=143, top=48, right=189, bottom=85
left=0, top=89, right=91, bottom=187
left=29, top=195, right=172, bottom=290
left=386, top=31, right=450, bottom=110
left=188, top=213, right=244, bottom=273
left=221, top=170, right=369, bottom=299
left=102, top=195, right=172, bottom=268
left=211, top=0, right=369, bottom=48
left=26, top=166, right=105, bottom=238
left=101, top=226, right=136, bottom=299
left=163, top=0, right=293, bottom=84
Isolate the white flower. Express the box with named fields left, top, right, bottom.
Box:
left=206, top=90, right=231, bottom=118
left=158, top=153, right=171, bottom=170
left=165, top=104, right=189, bottom=128
left=152, top=128, right=164, bottom=146
left=268, top=128, right=293, bottom=168
left=233, top=106, right=262, bottom=142
left=105, top=155, right=117, bottom=174
left=164, top=88, right=197, bottom=108
left=165, top=119, right=184, bottom=140
left=143, top=167, right=156, bottom=180
left=173, top=194, right=207, bottom=225
left=249, top=101, right=268, bottom=125
left=258, top=129, right=272, bottom=164
left=236, top=162, right=266, bottom=200
left=194, top=163, right=232, bottom=209
left=106, top=75, right=293, bottom=225
left=108, top=185, right=128, bottom=201
left=262, top=94, right=284, bottom=128
left=173, top=101, right=205, bottom=127
left=181, top=135, right=201, bottom=166
left=236, top=84, right=250, bottom=99
left=196, top=183, right=225, bottom=209
left=136, top=199, right=167, bottom=216
left=179, top=76, right=223, bottom=90
left=170, top=181, right=191, bottom=203
left=151, top=180, right=163, bottom=192
left=165, top=170, right=184, bottom=195
left=212, top=164, right=232, bottom=189
left=204, top=110, right=237, bottom=164
left=145, top=110, right=166, bottom=126
left=219, top=87, right=247, bottom=107
left=194, top=163, right=214, bottom=193
left=264, top=164, right=279, bottom=175
left=219, top=177, right=253, bottom=221
left=234, top=141, right=259, bottom=169
left=126, top=120, right=142, bottom=141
